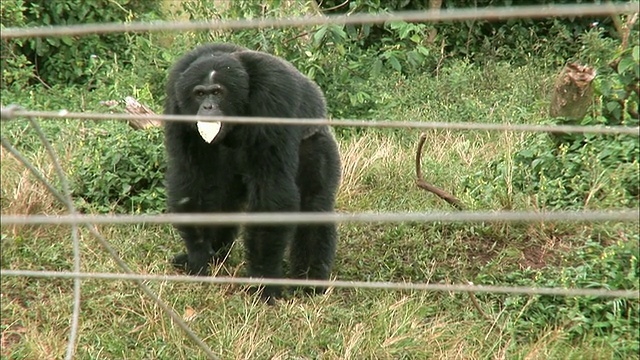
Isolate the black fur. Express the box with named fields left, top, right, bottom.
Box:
left=163, top=43, right=341, bottom=301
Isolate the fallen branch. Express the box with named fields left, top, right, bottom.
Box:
left=99, top=97, right=161, bottom=130
left=415, top=133, right=465, bottom=210
left=123, top=97, right=161, bottom=130
left=467, top=281, right=494, bottom=322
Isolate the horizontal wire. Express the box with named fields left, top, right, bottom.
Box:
left=2, top=4, right=636, bottom=356
left=2, top=210, right=638, bottom=226
left=1, top=269, right=637, bottom=299
left=2, top=108, right=639, bottom=135
left=1, top=4, right=636, bottom=39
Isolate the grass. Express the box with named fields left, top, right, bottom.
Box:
left=1, top=60, right=638, bottom=359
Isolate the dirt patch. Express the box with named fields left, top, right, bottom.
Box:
left=468, top=241, right=503, bottom=265
left=520, top=246, right=553, bottom=270
left=0, top=322, right=25, bottom=357
left=463, top=233, right=567, bottom=270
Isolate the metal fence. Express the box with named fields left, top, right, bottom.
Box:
left=1, top=3, right=639, bottom=360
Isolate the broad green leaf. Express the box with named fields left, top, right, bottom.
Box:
left=388, top=56, right=402, bottom=72
left=416, top=46, right=430, bottom=56
left=372, top=58, right=383, bottom=77
left=617, top=56, right=635, bottom=74
left=328, top=24, right=347, bottom=40
left=408, top=51, right=424, bottom=65
left=313, top=26, right=328, bottom=46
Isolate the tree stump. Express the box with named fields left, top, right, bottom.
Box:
left=549, top=62, right=596, bottom=120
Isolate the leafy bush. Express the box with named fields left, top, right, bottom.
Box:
left=180, top=0, right=623, bottom=123
left=0, top=0, right=33, bottom=89
left=463, top=128, right=639, bottom=210
left=318, top=0, right=622, bottom=67
left=167, top=1, right=443, bottom=121
left=69, top=124, right=166, bottom=214
left=598, top=45, right=640, bottom=126
left=2, top=1, right=161, bottom=87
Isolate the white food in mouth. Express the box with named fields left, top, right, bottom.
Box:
left=196, top=121, right=222, bottom=143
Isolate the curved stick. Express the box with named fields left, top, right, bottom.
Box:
left=415, top=133, right=466, bottom=210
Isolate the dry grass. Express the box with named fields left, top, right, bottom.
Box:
left=0, top=146, right=58, bottom=216
left=338, top=133, right=403, bottom=200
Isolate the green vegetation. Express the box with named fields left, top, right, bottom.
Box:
left=1, top=1, right=638, bottom=359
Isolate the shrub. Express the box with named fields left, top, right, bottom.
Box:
left=69, top=124, right=166, bottom=214
left=318, top=0, right=622, bottom=67
left=0, top=0, right=33, bottom=89
left=463, top=128, right=639, bottom=210
left=2, top=1, right=161, bottom=87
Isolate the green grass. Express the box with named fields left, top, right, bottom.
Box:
left=1, top=60, right=638, bottom=359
